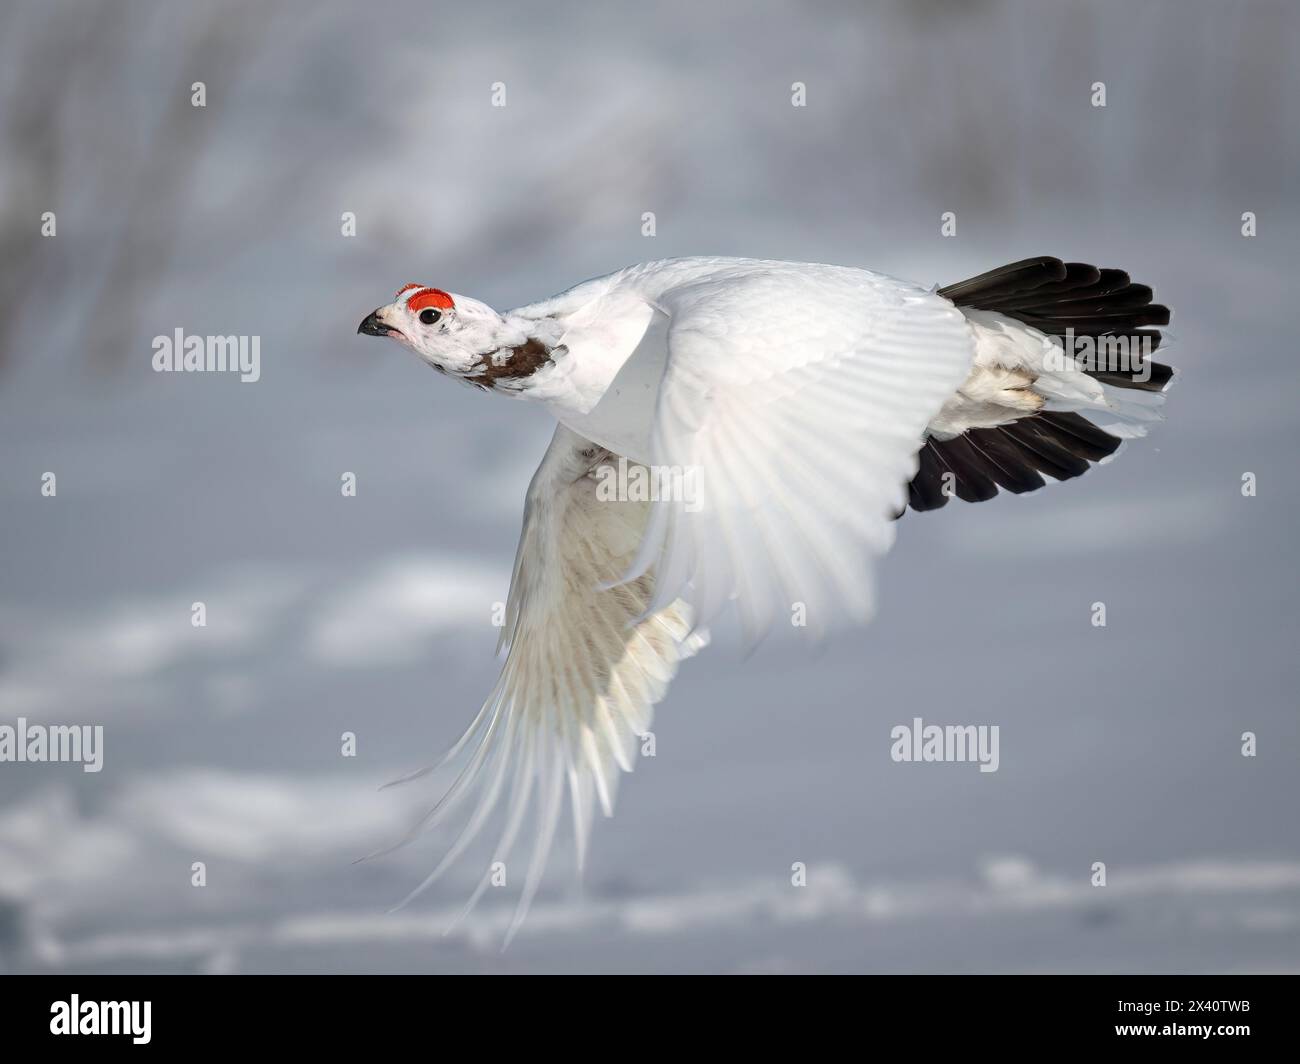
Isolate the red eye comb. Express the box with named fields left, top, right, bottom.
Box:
left=406, top=288, right=455, bottom=312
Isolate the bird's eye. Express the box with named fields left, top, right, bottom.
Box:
left=418, top=308, right=441, bottom=326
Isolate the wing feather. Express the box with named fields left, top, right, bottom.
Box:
left=383, top=425, right=705, bottom=942
left=622, top=263, right=975, bottom=645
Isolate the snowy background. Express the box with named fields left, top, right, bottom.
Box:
left=1, top=0, right=1298, bottom=973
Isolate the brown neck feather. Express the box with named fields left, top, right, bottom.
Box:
left=466, top=338, right=554, bottom=389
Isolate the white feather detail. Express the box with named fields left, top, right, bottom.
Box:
left=611, top=261, right=976, bottom=647
left=379, top=425, right=705, bottom=946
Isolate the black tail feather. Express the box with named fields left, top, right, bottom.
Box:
left=938, top=256, right=1173, bottom=394
left=906, top=411, right=1124, bottom=513
left=902, top=256, right=1170, bottom=516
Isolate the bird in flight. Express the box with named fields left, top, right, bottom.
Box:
left=357, top=256, right=1172, bottom=940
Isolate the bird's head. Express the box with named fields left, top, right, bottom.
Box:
left=357, top=283, right=530, bottom=380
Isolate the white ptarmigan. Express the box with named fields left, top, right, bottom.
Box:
left=357, top=256, right=1173, bottom=940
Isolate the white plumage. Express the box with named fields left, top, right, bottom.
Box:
left=356, top=255, right=1172, bottom=940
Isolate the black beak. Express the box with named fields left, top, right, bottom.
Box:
left=357, top=310, right=390, bottom=337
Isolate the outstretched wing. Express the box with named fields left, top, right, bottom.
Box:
left=386, top=424, right=705, bottom=944
left=623, top=261, right=976, bottom=644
